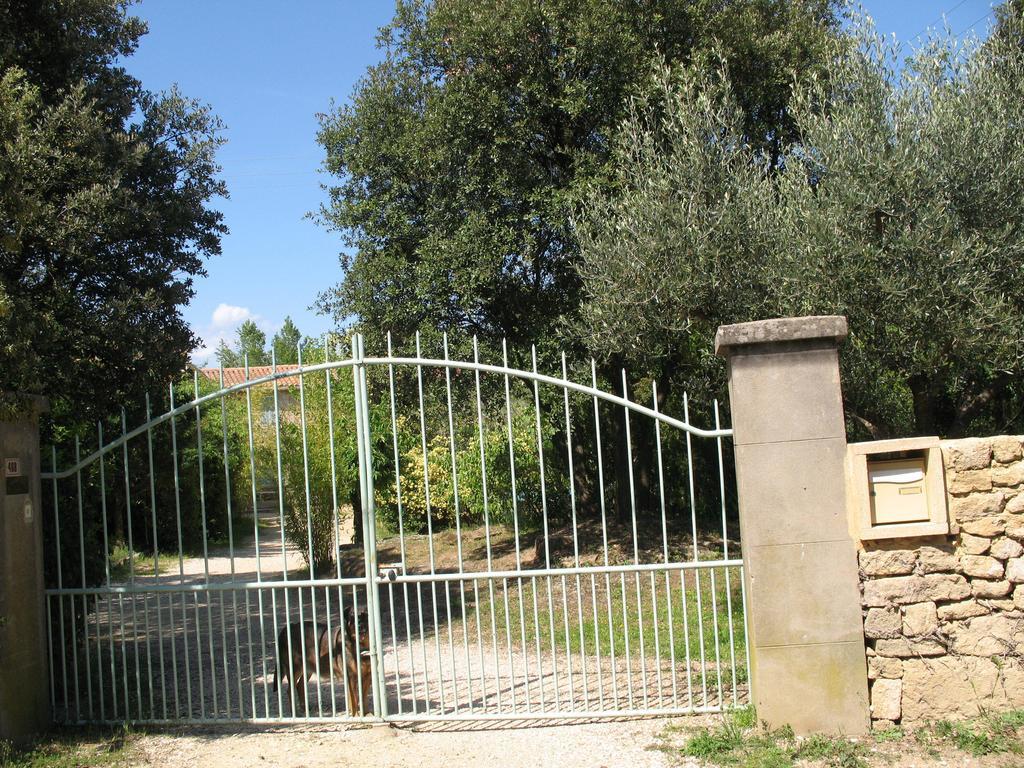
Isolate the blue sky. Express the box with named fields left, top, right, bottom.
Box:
left=122, top=1, right=999, bottom=365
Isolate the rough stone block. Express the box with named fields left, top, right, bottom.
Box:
left=961, top=516, right=1006, bottom=537
left=980, top=599, right=1018, bottom=612
left=937, top=599, right=989, bottom=621
left=919, top=546, right=959, bottom=573
left=944, top=439, right=993, bottom=471
left=1015, top=585, right=1024, bottom=610
left=868, top=655, right=903, bottom=680
left=950, top=614, right=1024, bottom=656
left=949, top=469, right=994, bottom=494
left=961, top=533, right=992, bottom=555
left=962, top=555, right=1005, bottom=579
left=870, top=678, right=902, bottom=722
left=874, top=638, right=946, bottom=658
left=991, top=537, right=1024, bottom=560
left=864, top=607, right=902, bottom=639
left=862, top=574, right=971, bottom=607
left=952, top=494, right=1006, bottom=522
left=1007, top=494, right=1024, bottom=516
left=1006, top=516, right=1024, bottom=539
left=859, top=549, right=917, bottom=577
left=993, top=464, right=1024, bottom=488
left=901, top=657, right=1024, bottom=723
left=1007, top=558, right=1024, bottom=583
left=992, top=436, right=1024, bottom=464
left=972, top=579, right=1012, bottom=599
left=902, top=602, right=938, bottom=636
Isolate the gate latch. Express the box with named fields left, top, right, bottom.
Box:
left=378, top=562, right=404, bottom=582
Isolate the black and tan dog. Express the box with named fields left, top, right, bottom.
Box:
left=273, top=607, right=373, bottom=716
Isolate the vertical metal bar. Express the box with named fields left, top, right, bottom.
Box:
left=220, top=365, right=244, bottom=718
left=96, top=422, right=118, bottom=718
left=413, top=332, right=444, bottom=714
left=354, top=334, right=386, bottom=718
left=561, top=354, right=588, bottom=710
left=441, top=334, right=461, bottom=712
left=619, top=570, right=632, bottom=709
left=386, top=333, right=417, bottom=714
left=352, top=585, right=365, bottom=715
left=145, top=394, right=168, bottom=720
left=50, top=448, right=70, bottom=718
left=652, top=383, right=678, bottom=706
left=710, top=568, right=724, bottom=707
left=560, top=573, right=573, bottom=710
left=95, top=593, right=105, bottom=720
left=740, top=565, right=752, bottom=705
left=116, top=592, right=129, bottom=718
left=192, top=371, right=214, bottom=717
left=500, top=339, right=530, bottom=709
left=324, top=335, right=342, bottom=718
left=683, top=394, right=708, bottom=707
left=530, top=575, right=544, bottom=711
left=120, top=411, right=143, bottom=718
left=679, top=569, right=694, bottom=707
left=589, top=573, right=604, bottom=710
left=243, top=357, right=270, bottom=718
left=296, top=345, right=323, bottom=718
left=531, top=347, right=558, bottom=711
left=473, top=579, right=486, bottom=710
left=620, top=370, right=648, bottom=709
left=590, top=361, right=618, bottom=708
left=74, top=438, right=92, bottom=719
left=714, top=401, right=739, bottom=706
left=650, top=570, right=663, bottom=705
left=46, top=594, right=56, bottom=717
left=271, top=349, right=297, bottom=718
left=501, top=577, right=516, bottom=711
left=171, top=384, right=194, bottom=719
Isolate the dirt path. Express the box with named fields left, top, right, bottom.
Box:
left=131, top=717, right=696, bottom=768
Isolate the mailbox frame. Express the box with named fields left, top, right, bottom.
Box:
left=847, top=436, right=949, bottom=540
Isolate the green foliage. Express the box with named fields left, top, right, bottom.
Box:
left=927, top=710, right=1024, bottom=756
left=679, top=713, right=865, bottom=768
left=267, top=369, right=360, bottom=575
left=0, top=724, right=138, bottom=767
left=272, top=317, right=303, bottom=365
left=1, top=1, right=226, bottom=424
left=315, top=0, right=840, bottom=349
left=576, top=9, right=1024, bottom=438
left=378, top=402, right=553, bottom=536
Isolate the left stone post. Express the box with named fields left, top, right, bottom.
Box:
left=0, top=397, right=50, bottom=742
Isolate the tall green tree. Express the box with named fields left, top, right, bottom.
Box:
left=0, top=0, right=226, bottom=423
left=272, top=316, right=302, bottom=364
left=576, top=11, right=1024, bottom=438
left=315, top=0, right=840, bottom=350
left=236, top=319, right=269, bottom=366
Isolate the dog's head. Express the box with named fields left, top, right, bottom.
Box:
left=343, top=606, right=370, bottom=652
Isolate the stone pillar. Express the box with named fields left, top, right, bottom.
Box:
left=0, top=398, right=50, bottom=742
left=715, top=317, right=868, bottom=735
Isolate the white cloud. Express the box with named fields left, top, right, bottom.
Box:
left=211, top=303, right=254, bottom=330
left=190, top=303, right=272, bottom=367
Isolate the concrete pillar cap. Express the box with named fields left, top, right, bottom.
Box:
left=714, top=316, right=848, bottom=356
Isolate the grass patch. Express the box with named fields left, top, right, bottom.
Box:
left=449, top=564, right=747, bottom=684
left=921, top=709, right=1024, bottom=757
left=669, top=708, right=867, bottom=768
left=0, top=725, right=138, bottom=767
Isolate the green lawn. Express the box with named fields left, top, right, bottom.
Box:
left=447, top=564, right=748, bottom=686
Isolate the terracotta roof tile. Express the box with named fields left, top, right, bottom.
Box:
left=199, top=365, right=301, bottom=389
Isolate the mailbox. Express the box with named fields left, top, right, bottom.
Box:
left=848, top=437, right=949, bottom=540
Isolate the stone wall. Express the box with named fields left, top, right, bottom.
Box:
left=860, top=435, right=1024, bottom=728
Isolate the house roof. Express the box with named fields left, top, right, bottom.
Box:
left=198, top=365, right=302, bottom=389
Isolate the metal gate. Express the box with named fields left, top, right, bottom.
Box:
left=41, top=333, right=748, bottom=724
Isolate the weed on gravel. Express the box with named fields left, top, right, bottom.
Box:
left=0, top=724, right=139, bottom=768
